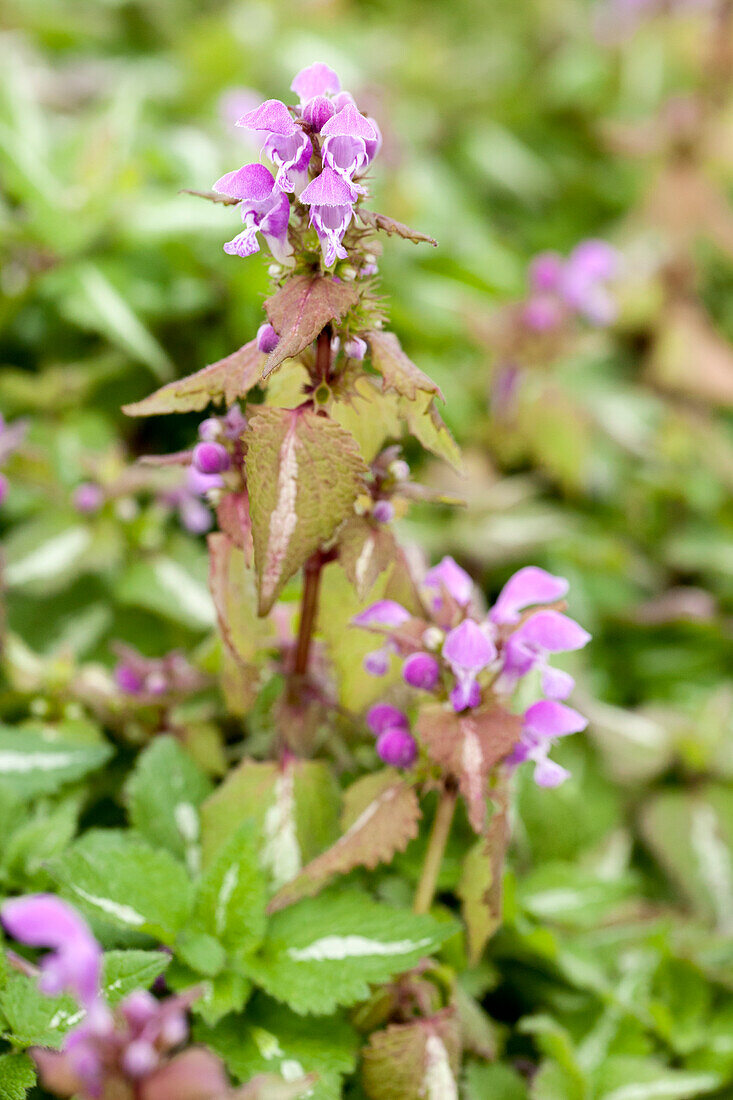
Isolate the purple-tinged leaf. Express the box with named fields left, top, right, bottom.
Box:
left=400, top=392, right=462, bottom=472
left=181, top=187, right=240, bottom=206
left=361, top=1010, right=460, bottom=1100
left=245, top=407, right=367, bottom=614
left=416, top=705, right=521, bottom=833
left=357, top=208, right=438, bottom=247
left=368, top=331, right=443, bottom=402
left=458, top=780, right=510, bottom=964
left=263, top=275, right=360, bottom=378
left=338, top=517, right=397, bottom=600
left=123, top=340, right=264, bottom=417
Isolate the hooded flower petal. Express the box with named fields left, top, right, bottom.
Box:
left=300, top=167, right=356, bottom=266
left=523, top=699, right=587, bottom=740
left=236, top=98, right=296, bottom=136
left=214, top=164, right=293, bottom=261
left=442, top=620, right=496, bottom=673
left=1, top=894, right=102, bottom=1007
left=213, top=163, right=278, bottom=204
left=490, top=566, right=569, bottom=625
left=423, top=556, right=474, bottom=608
left=353, top=599, right=410, bottom=627
left=321, top=104, right=377, bottom=187
left=514, top=610, right=591, bottom=653
left=291, top=63, right=341, bottom=103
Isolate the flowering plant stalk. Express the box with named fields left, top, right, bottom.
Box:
left=1, top=63, right=592, bottom=1100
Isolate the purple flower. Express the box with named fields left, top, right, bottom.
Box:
left=372, top=500, right=394, bottom=523
left=501, top=609, right=590, bottom=699
left=213, top=163, right=293, bottom=263
left=302, top=94, right=336, bottom=132
left=376, top=727, right=417, bottom=768
left=442, top=620, right=497, bottom=712
left=300, top=167, right=356, bottom=267
left=522, top=295, right=564, bottom=332
left=221, top=405, right=247, bottom=440
left=73, top=482, right=104, bottom=515
left=402, top=652, right=441, bottom=691
left=192, top=441, right=230, bottom=476
left=178, top=495, right=213, bottom=535
left=529, top=251, right=564, bottom=293
left=1, top=894, right=102, bottom=1008
left=366, top=703, right=409, bottom=735
left=257, top=322, right=279, bottom=354
left=115, top=662, right=145, bottom=694
left=236, top=99, right=312, bottom=195
left=509, top=699, right=587, bottom=787
left=561, top=240, right=619, bottom=326
left=291, top=62, right=341, bottom=104
left=344, top=335, right=367, bottom=360
left=198, top=418, right=220, bottom=441
left=363, top=646, right=392, bottom=676
left=320, top=104, right=378, bottom=193
left=490, top=566, right=569, bottom=626
left=423, top=556, right=474, bottom=609
left=186, top=465, right=223, bottom=495
left=353, top=600, right=410, bottom=628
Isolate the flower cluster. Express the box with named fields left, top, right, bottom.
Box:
left=523, top=239, right=619, bottom=331
left=355, top=559, right=590, bottom=785
left=0, top=895, right=194, bottom=1098
left=113, top=643, right=207, bottom=701
left=0, top=411, right=27, bottom=507
left=213, top=63, right=381, bottom=269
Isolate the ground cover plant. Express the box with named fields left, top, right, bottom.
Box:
left=1, top=0, right=733, bottom=1097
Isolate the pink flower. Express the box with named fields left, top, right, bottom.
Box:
left=490, top=566, right=569, bottom=626
left=423, top=556, right=474, bottom=609
left=509, top=699, right=587, bottom=787
left=300, top=167, right=356, bottom=267
left=213, top=163, right=293, bottom=263
left=442, top=619, right=497, bottom=712
left=236, top=99, right=312, bottom=195
left=500, top=609, right=590, bottom=700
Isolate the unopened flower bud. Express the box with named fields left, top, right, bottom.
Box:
left=222, top=405, right=247, bottom=439
left=192, top=441, right=230, bottom=475
left=372, top=500, right=394, bottom=524
left=115, top=663, right=144, bottom=695
left=121, top=991, right=158, bottom=1029
left=340, top=265, right=357, bottom=281
left=302, top=94, right=335, bottom=132
left=376, top=727, right=417, bottom=769
left=122, top=1040, right=159, bottom=1079
left=344, top=336, right=367, bottom=360
left=73, top=482, right=104, bottom=515
left=388, top=459, right=410, bottom=482
left=361, top=263, right=379, bottom=277
left=422, top=626, right=444, bottom=651
left=402, top=652, right=441, bottom=691
left=256, top=323, right=279, bottom=354
left=198, top=418, right=221, bottom=441
left=144, top=671, right=168, bottom=696
left=159, top=1009, right=188, bottom=1048
left=364, top=647, right=390, bottom=676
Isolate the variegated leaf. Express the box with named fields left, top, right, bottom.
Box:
left=338, top=517, right=397, bottom=600
left=245, top=407, right=368, bottom=614
left=361, top=1010, right=460, bottom=1100
left=268, top=769, right=421, bottom=912
left=123, top=340, right=264, bottom=416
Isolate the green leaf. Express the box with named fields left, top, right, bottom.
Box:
left=0, top=726, right=112, bottom=798
left=196, top=994, right=358, bottom=1100
left=367, top=330, right=442, bottom=402
left=193, top=820, right=268, bottom=957
left=123, top=339, right=264, bottom=416
left=464, top=1062, right=528, bottom=1100
left=263, top=275, right=359, bottom=378
left=117, top=550, right=215, bottom=630
left=592, top=1056, right=721, bottom=1099
left=0, top=1052, right=35, bottom=1100
left=101, top=949, right=171, bottom=1006
left=518, top=863, right=637, bottom=929
left=400, top=391, right=462, bottom=472
left=0, top=972, right=79, bottom=1049
left=176, top=930, right=227, bottom=976
left=1, top=794, right=81, bottom=889
left=245, top=407, right=368, bottom=614
left=242, top=889, right=457, bottom=1014
left=126, top=736, right=213, bottom=875
left=269, top=770, right=421, bottom=912
left=52, top=830, right=194, bottom=943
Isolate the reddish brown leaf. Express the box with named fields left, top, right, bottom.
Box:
left=216, top=492, right=253, bottom=563
left=361, top=1010, right=460, bottom=1100
left=263, top=275, right=360, bottom=377
left=368, top=330, right=443, bottom=402
left=268, top=769, right=421, bottom=912
left=417, top=704, right=521, bottom=832
left=123, top=340, right=264, bottom=416
left=647, top=300, right=733, bottom=408
left=338, top=516, right=397, bottom=600
left=458, top=777, right=511, bottom=963
left=181, top=188, right=240, bottom=206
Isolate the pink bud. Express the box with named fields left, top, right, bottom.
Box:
left=367, top=703, right=409, bottom=736
left=198, top=418, right=220, bottom=441
left=344, top=336, right=367, bottom=360
left=192, top=442, right=230, bottom=475
left=372, top=500, right=394, bottom=524
left=302, top=94, right=336, bottom=131
left=115, top=663, right=144, bottom=694
left=122, top=1040, right=159, bottom=1078
left=256, top=322, right=279, bottom=354
left=376, top=728, right=417, bottom=768
left=73, top=482, right=104, bottom=514
left=364, top=647, right=390, bottom=676
left=402, top=652, right=441, bottom=691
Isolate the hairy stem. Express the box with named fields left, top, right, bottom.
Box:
left=413, top=782, right=458, bottom=915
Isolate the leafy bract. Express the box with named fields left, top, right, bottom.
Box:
left=123, top=339, right=264, bottom=416
left=338, top=516, right=397, bottom=600
left=269, top=770, right=421, bottom=911
left=367, top=330, right=443, bottom=402
left=0, top=726, right=112, bottom=799
left=356, top=209, right=438, bottom=247
left=245, top=407, right=367, bottom=613
left=417, top=704, right=521, bottom=832
left=51, top=830, right=194, bottom=943
left=243, top=889, right=456, bottom=1014
left=263, top=275, right=359, bottom=377
left=126, top=735, right=213, bottom=874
